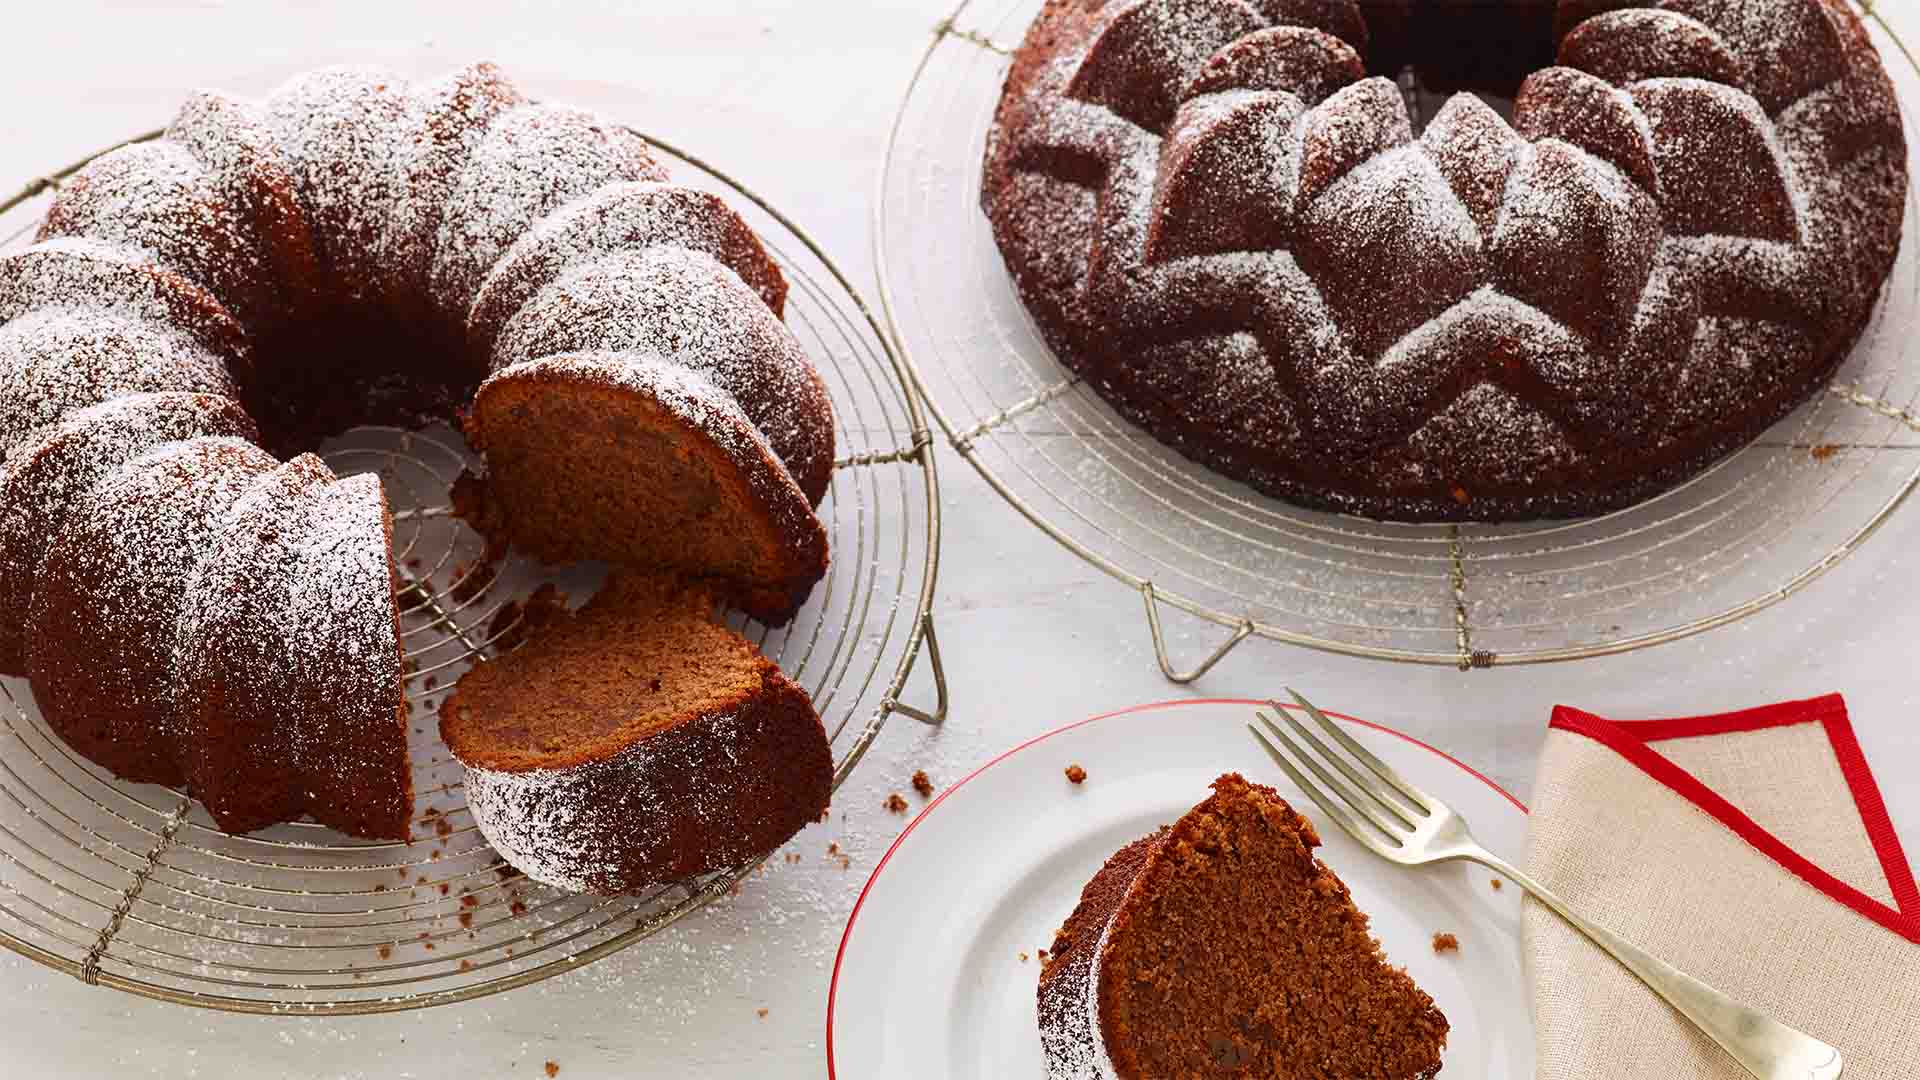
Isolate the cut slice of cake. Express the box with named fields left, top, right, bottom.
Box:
left=440, top=572, right=833, bottom=894
left=464, top=350, right=830, bottom=624
left=1039, top=773, right=1448, bottom=1079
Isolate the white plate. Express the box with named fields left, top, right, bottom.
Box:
left=828, top=698, right=1534, bottom=1079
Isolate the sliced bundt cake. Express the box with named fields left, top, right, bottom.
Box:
left=0, top=63, right=833, bottom=857
left=440, top=573, right=832, bottom=893
left=1040, top=774, right=1448, bottom=1078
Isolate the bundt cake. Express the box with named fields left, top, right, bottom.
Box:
left=983, top=0, right=1908, bottom=520
left=0, top=62, right=834, bottom=842
left=439, top=573, right=833, bottom=894
left=1039, top=774, right=1449, bottom=1078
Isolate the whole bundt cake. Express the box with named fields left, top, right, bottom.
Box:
left=0, top=63, right=834, bottom=842
left=983, top=0, right=1909, bottom=520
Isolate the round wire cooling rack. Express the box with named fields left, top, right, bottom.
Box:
left=879, top=0, right=1920, bottom=676
left=0, top=131, right=943, bottom=1013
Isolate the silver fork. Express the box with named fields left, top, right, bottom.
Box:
left=1249, top=689, right=1843, bottom=1080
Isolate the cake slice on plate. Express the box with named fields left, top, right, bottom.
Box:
left=1039, top=773, right=1448, bottom=1078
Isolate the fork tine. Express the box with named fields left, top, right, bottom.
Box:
left=1248, top=720, right=1386, bottom=853
left=1251, top=714, right=1402, bottom=849
left=1273, top=706, right=1419, bottom=830
left=1286, top=688, right=1434, bottom=814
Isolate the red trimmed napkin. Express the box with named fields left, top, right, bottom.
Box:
left=1524, top=694, right=1920, bottom=1079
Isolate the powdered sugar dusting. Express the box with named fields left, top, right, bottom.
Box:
left=169, top=454, right=409, bottom=838
left=26, top=436, right=275, bottom=759
left=0, top=306, right=236, bottom=462
left=261, top=65, right=410, bottom=302
left=0, top=237, right=248, bottom=365
left=430, top=104, right=669, bottom=316
left=379, top=62, right=527, bottom=307
left=0, top=392, right=256, bottom=671
left=463, top=710, right=753, bottom=893
left=490, top=247, right=832, bottom=490
left=468, top=181, right=786, bottom=354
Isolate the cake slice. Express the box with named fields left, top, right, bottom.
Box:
left=1039, top=773, right=1448, bottom=1078
left=440, top=572, right=833, bottom=894
left=465, top=350, right=829, bottom=624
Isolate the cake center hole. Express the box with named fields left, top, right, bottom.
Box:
left=1365, top=0, right=1558, bottom=133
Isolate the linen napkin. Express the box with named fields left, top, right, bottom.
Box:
left=1524, top=694, right=1920, bottom=1079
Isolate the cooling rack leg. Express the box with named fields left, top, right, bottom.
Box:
left=881, top=613, right=948, bottom=725
left=1141, top=581, right=1254, bottom=685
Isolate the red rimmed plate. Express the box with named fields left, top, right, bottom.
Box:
left=828, top=698, right=1534, bottom=1078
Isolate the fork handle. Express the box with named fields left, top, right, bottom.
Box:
left=1470, top=851, right=1843, bottom=1080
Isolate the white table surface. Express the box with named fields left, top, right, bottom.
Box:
left=1, top=2, right=1916, bottom=1076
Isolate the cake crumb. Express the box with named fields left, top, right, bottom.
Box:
left=838, top=854, right=852, bottom=870
left=1450, top=485, right=1471, bottom=505
left=376, top=945, right=392, bottom=960
left=883, top=792, right=909, bottom=814
left=911, top=769, right=934, bottom=798
left=1037, top=948, right=1048, bottom=962
left=459, top=959, right=473, bottom=972
left=448, top=559, right=498, bottom=604
left=1491, top=877, right=1503, bottom=891
left=1811, top=444, right=1841, bottom=461
left=827, top=842, right=840, bottom=856
left=1432, top=932, right=1459, bottom=953
left=1018, top=951, right=1029, bottom=962
left=545, top=1063, right=560, bottom=1078
left=1064, top=764, right=1087, bottom=785
left=756, top=1008, right=769, bottom=1019
left=488, top=582, right=569, bottom=652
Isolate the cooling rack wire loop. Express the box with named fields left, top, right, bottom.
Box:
left=0, top=124, right=943, bottom=1013
left=880, top=0, right=1920, bottom=676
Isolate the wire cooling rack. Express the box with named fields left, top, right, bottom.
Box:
left=0, top=131, right=943, bottom=1012
left=880, top=0, right=1920, bottom=676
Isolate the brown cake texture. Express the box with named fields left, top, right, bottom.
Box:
left=439, top=574, right=833, bottom=894
left=983, top=0, right=1908, bottom=520
left=1038, top=773, right=1448, bottom=1078
left=0, top=63, right=833, bottom=846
